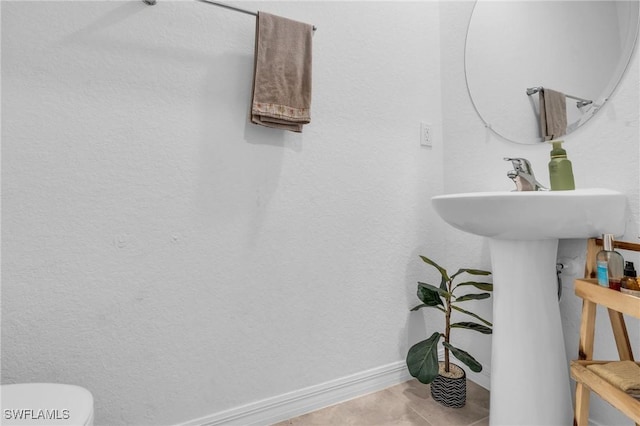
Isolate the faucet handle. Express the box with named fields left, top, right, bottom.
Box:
left=503, top=157, right=548, bottom=191
left=503, top=157, right=532, bottom=173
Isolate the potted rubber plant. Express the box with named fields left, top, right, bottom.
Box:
left=406, top=255, right=493, bottom=408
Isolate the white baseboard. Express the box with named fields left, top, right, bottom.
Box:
left=178, top=361, right=413, bottom=426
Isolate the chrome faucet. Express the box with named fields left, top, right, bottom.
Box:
left=504, top=157, right=548, bottom=191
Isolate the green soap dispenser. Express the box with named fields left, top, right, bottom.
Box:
left=548, top=140, right=575, bottom=190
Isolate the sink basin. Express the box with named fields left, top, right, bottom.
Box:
left=432, top=188, right=627, bottom=426
left=432, top=188, right=627, bottom=240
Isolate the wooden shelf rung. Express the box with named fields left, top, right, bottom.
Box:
left=573, top=360, right=640, bottom=367
left=570, top=362, right=640, bottom=423
left=574, top=279, right=640, bottom=318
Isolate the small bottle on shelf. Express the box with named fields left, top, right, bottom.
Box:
left=596, top=234, right=624, bottom=290
left=620, top=261, right=640, bottom=297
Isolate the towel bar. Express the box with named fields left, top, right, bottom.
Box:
left=143, top=0, right=317, bottom=32
left=526, top=86, right=592, bottom=108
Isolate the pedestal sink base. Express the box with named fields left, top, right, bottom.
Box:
left=488, top=239, right=572, bottom=426
left=432, top=189, right=627, bottom=425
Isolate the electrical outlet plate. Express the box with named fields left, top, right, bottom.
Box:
left=420, top=122, right=432, bottom=147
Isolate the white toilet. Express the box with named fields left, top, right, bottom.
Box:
left=1, top=383, right=94, bottom=426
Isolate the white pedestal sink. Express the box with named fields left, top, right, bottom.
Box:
left=432, top=188, right=627, bottom=426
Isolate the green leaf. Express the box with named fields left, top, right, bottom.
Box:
left=454, top=293, right=491, bottom=302
left=439, top=277, right=448, bottom=291
left=419, top=256, right=450, bottom=282
left=410, top=302, right=446, bottom=313
left=443, top=342, right=483, bottom=373
left=418, top=282, right=451, bottom=299
left=451, top=322, right=493, bottom=334
left=463, top=268, right=491, bottom=275
left=454, top=281, right=494, bottom=291
left=410, top=303, right=445, bottom=312
left=406, top=332, right=442, bottom=384
left=451, top=305, right=493, bottom=326
left=416, top=285, right=443, bottom=307
left=410, top=303, right=429, bottom=311
left=450, top=268, right=491, bottom=280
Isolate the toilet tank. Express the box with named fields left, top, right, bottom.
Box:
left=1, top=383, right=93, bottom=426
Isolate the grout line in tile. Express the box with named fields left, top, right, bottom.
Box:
left=406, top=404, right=435, bottom=426
left=468, top=415, right=490, bottom=426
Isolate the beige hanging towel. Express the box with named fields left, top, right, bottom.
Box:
left=539, top=88, right=567, bottom=141
left=251, top=12, right=313, bottom=133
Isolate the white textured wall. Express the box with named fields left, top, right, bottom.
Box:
left=440, top=2, right=639, bottom=425
left=4, top=1, right=637, bottom=425
left=1, top=1, right=444, bottom=425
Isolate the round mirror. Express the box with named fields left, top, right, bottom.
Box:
left=465, top=0, right=640, bottom=144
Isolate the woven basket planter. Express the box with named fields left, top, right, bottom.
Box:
left=430, top=362, right=467, bottom=408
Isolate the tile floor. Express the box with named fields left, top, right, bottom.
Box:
left=273, top=379, right=490, bottom=426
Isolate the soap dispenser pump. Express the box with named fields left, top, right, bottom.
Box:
left=548, top=140, right=575, bottom=190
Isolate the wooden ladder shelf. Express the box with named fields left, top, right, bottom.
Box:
left=571, top=238, right=640, bottom=426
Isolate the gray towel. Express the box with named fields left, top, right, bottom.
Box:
left=251, top=12, right=313, bottom=133
left=539, top=88, right=567, bottom=141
